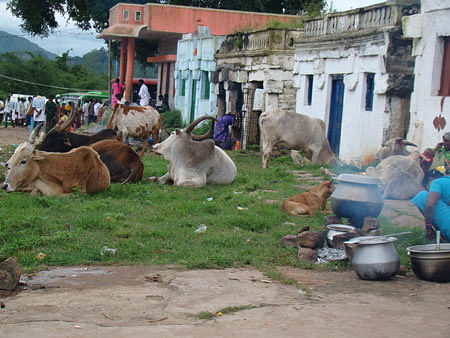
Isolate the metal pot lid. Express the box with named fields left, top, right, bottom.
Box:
left=407, top=243, right=450, bottom=254
left=344, top=236, right=397, bottom=245
left=335, top=173, right=382, bottom=185
left=326, top=224, right=356, bottom=232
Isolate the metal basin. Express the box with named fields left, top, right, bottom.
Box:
left=407, top=244, right=450, bottom=283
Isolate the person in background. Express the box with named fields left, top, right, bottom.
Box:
left=161, top=93, right=170, bottom=112
left=411, top=172, right=450, bottom=243
left=155, top=94, right=163, bottom=112
left=112, top=77, right=125, bottom=109
left=0, top=96, right=4, bottom=126
left=4, top=95, right=14, bottom=128
left=45, top=95, right=58, bottom=132
left=138, top=79, right=150, bottom=106
left=87, top=99, right=95, bottom=124
left=25, top=96, right=33, bottom=127
left=93, top=100, right=102, bottom=123
left=82, top=99, right=89, bottom=125
left=17, top=97, right=26, bottom=127
left=213, top=112, right=235, bottom=150
left=32, top=93, right=46, bottom=130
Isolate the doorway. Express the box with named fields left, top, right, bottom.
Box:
left=328, top=76, right=344, bottom=155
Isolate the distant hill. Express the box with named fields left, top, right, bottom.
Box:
left=0, top=30, right=157, bottom=78
left=0, top=30, right=56, bottom=59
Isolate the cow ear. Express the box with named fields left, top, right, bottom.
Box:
left=32, top=150, right=44, bottom=161
left=175, top=128, right=181, bottom=135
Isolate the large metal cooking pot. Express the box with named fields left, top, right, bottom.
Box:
left=345, top=236, right=400, bottom=280
left=331, top=174, right=384, bottom=228
left=407, top=244, right=450, bottom=283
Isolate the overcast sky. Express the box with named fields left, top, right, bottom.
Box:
left=0, top=0, right=385, bottom=57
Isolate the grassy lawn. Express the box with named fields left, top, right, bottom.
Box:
left=0, top=146, right=429, bottom=274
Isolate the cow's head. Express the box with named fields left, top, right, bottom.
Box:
left=152, top=115, right=216, bottom=160
left=374, top=137, right=417, bottom=160
left=2, top=124, right=45, bottom=192
left=37, top=110, right=76, bottom=152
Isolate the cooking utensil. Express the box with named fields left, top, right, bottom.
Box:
left=326, top=224, right=356, bottom=249
left=330, top=174, right=384, bottom=228
left=407, top=243, right=450, bottom=282
left=345, top=236, right=400, bottom=280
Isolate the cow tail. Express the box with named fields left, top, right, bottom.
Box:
left=121, top=168, right=134, bottom=184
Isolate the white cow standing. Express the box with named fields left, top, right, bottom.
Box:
left=259, top=109, right=337, bottom=169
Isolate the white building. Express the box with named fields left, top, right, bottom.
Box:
left=174, top=26, right=225, bottom=123
left=403, top=0, right=450, bottom=150
left=292, top=1, right=418, bottom=165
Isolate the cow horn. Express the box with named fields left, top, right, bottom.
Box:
left=29, top=123, right=43, bottom=144
left=402, top=140, right=417, bottom=147
left=57, top=109, right=77, bottom=132
left=185, top=115, right=214, bottom=134
left=191, top=116, right=217, bottom=141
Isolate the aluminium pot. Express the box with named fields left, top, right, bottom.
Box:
left=407, top=244, right=450, bottom=283
left=331, top=174, right=384, bottom=228
left=326, top=224, right=356, bottom=249
left=345, top=236, right=400, bottom=280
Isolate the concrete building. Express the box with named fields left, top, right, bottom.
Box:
left=213, top=28, right=303, bottom=147
left=98, top=3, right=298, bottom=111
left=403, top=0, right=450, bottom=150
left=174, top=26, right=225, bottom=123
left=292, top=1, right=418, bottom=165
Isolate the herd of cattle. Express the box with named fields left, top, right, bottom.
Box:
left=1, top=106, right=425, bottom=200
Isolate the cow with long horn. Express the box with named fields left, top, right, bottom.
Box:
left=3, top=123, right=110, bottom=196
left=150, top=116, right=237, bottom=187
left=37, top=110, right=118, bottom=153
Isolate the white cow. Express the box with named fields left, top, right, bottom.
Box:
left=151, top=116, right=237, bottom=188
left=259, top=109, right=337, bottom=169
left=106, top=104, right=161, bottom=156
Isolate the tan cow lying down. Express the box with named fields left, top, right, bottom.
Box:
left=107, top=104, right=161, bottom=156
left=365, top=151, right=424, bottom=200
left=259, top=109, right=337, bottom=169
left=2, top=125, right=110, bottom=196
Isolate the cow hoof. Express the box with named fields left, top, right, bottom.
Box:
left=145, top=176, right=158, bottom=182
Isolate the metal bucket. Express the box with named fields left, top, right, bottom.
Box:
left=407, top=244, right=450, bottom=283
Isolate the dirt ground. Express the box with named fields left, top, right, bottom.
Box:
left=0, top=266, right=449, bottom=337
left=0, top=126, right=30, bottom=147
left=0, top=127, right=448, bottom=337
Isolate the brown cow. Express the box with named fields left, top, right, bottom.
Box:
left=90, top=139, right=144, bottom=183
left=106, top=104, right=161, bottom=156
left=2, top=125, right=110, bottom=196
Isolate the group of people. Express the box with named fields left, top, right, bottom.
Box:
left=0, top=94, right=107, bottom=133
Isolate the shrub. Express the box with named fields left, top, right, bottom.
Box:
left=162, top=109, right=183, bottom=129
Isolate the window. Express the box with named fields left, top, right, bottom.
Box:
left=123, top=10, right=129, bottom=21
left=306, top=75, right=313, bottom=105
left=201, top=71, right=210, bottom=99
left=365, top=73, right=375, bottom=111
left=439, top=37, right=450, bottom=96
left=135, top=11, right=141, bottom=21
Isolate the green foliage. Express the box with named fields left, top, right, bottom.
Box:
left=0, top=52, right=107, bottom=97
left=162, top=110, right=184, bottom=129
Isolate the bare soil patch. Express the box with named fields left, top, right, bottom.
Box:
left=0, top=126, right=29, bottom=147
left=0, top=266, right=448, bottom=337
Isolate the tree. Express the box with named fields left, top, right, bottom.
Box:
left=7, top=0, right=324, bottom=35
left=7, top=0, right=324, bottom=65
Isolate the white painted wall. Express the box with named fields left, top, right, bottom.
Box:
left=293, top=39, right=388, bottom=164
left=403, top=0, right=450, bottom=150
left=174, top=27, right=225, bottom=123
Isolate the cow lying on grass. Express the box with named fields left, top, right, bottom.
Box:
left=150, top=116, right=237, bottom=187
left=366, top=151, right=424, bottom=200
left=2, top=124, right=110, bottom=196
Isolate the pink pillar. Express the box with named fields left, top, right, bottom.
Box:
left=124, top=38, right=135, bottom=103
left=119, top=37, right=128, bottom=83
